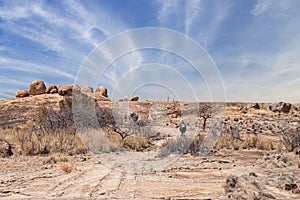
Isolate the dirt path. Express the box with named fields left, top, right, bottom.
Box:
left=1, top=150, right=300, bottom=199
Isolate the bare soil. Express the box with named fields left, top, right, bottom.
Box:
left=1, top=150, right=300, bottom=199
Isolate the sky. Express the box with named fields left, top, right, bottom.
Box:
left=0, top=0, right=300, bottom=102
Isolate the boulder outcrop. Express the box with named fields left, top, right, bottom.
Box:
left=58, top=86, right=73, bottom=96
left=16, top=90, right=29, bottom=98
left=28, top=80, right=46, bottom=95
left=46, top=84, right=58, bottom=94
left=95, top=86, right=108, bottom=98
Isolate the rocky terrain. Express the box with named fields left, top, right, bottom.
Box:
left=0, top=80, right=300, bottom=199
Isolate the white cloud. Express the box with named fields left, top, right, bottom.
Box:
left=252, top=0, right=271, bottom=16
left=0, top=6, right=31, bottom=19
left=0, top=56, right=75, bottom=79
left=185, top=0, right=202, bottom=34
left=0, top=0, right=145, bottom=101
left=252, top=0, right=292, bottom=17
left=157, top=0, right=179, bottom=24
left=0, top=76, right=29, bottom=86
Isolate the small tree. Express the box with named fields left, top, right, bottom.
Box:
left=198, top=104, right=220, bottom=130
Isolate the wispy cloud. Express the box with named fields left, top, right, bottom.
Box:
left=1, top=1, right=300, bottom=102
left=185, top=0, right=202, bottom=35
left=252, top=0, right=272, bottom=16
left=157, top=0, right=179, bottom=24
left=0, top=0, right=146, bottom=99
left=0, top=56, right=76, bottom=79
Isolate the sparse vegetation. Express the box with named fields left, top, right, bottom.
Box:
left=214, top=132, right=276, bottom=151
left=159, top=135, right=194, bottom=157
left=281, top=127, right=300, bottom=153
left=56, top=162, right=75, bottom=173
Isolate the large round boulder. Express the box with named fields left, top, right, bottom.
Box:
left=46, top=84, right=58, bottom=94
left=95, top=86, right=108, bottom=97
left=58, top=86, right=73, bottom=96
left=28, top=80, right=46, bottom=95
left=16, top=90, right=29, bottom=98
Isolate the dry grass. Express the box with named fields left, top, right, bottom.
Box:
left=78, top=128, right=118, bottom=153
left=79, top=127, right=152, bottom=152
left=123, top=135, right=150, bottom=151
left=214, top=133, right=277, bottom=151
left=56, top=162, right=74, bottom=173
left=0, top=128, right=87, bottom=156
left=159, top=135, right=194, bottom=156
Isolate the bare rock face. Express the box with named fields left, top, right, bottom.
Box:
left=81, top=86, right=93, bottom=94
left=269, top=102, right=292, bottom=113
left=0, top=140, right=13, bottom=158
left=28, top=80, right=46, bottom=95
left=58, top=86, right=73, bottom=96
left=16, top=90, right=29, bottom=98
left=95, top=86, right=108, bottom=98
left=123, top=96, right=139, bottom=101
left=46, top=84, right=58, bottom=94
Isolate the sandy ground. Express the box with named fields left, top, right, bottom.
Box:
left=1, top=150, right=300, bottom=199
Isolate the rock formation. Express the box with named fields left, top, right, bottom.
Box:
left=0, top=140, right=13, bottom=157
left=95, top=86, right=108, bottom=98
left=28, top=80, right=46, bottom=95
left=269, top=102, right=292, bottom=113
left=16, top=90, right=29, bottom=98
left=81, top=86, right=93, bottom=94
left=123, top=96, right=139, bottom=101
left=46, top=84, right=58, bottom=94
left=58, top=86, right=73, bottom=96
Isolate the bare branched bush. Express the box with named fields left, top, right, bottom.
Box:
left=281, top=127, right=300, bottom=153
left=187, top=133, right=205, bottom=156
left=159, top=135, right=194, bottom=157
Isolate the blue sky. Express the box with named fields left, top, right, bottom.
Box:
left=0, top=0, right=300, bottom=102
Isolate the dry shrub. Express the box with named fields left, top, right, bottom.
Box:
left=0, top=128, right=87, bottom=156
left=242, top=135, right=258, bottom=149
left=56, top=162, right=74, bottom=173
left=255, top=136, right=275, bottom=150
left=281, top=128, right=300, bottom=153
left=78, top=128, right=118, bottom=153
left=188, top=133, right=205, bottom=155
left=123, top=135, right=150, bottom=151
left=215, top=133, right=276, bottom=151
left=159, top=135, right=194, bottom=157
left=214, top=133, right=236, bottom=150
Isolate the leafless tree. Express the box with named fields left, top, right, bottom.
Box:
left=198, top=103, right=220, bottom=130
